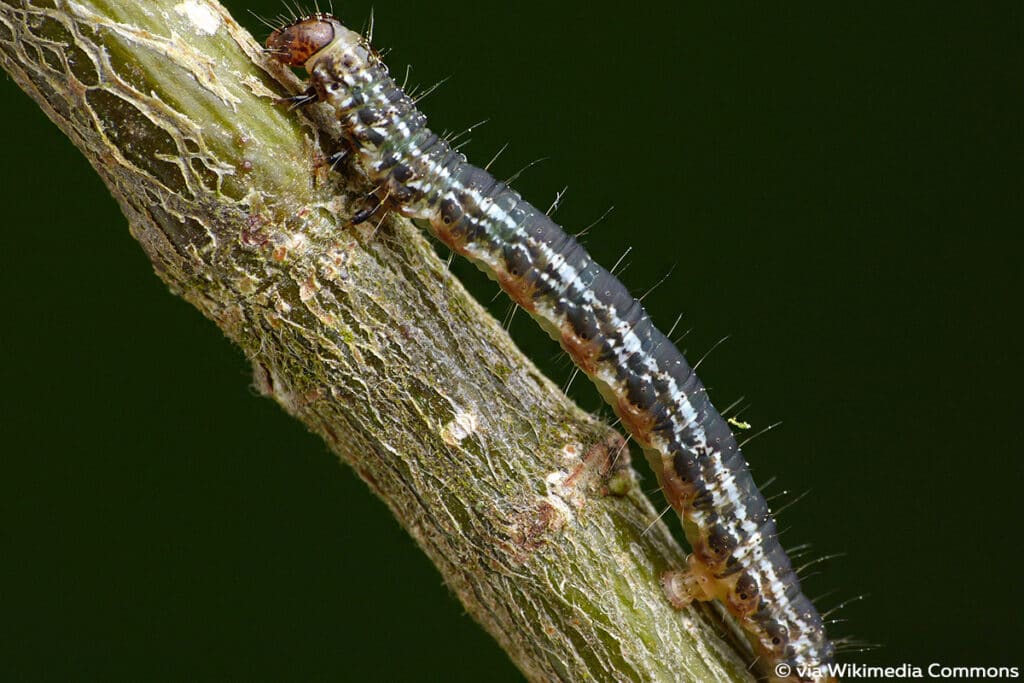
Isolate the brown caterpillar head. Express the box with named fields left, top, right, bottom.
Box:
left=266, top=14, right=343, bottom=68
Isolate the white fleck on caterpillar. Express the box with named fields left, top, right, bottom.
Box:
left=266, top=14, right=836, bottom=682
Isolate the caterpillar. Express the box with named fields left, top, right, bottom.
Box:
left=266, top=13, right=836, bottom=683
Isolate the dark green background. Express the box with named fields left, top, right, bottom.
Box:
left=2, top=1, right=1020, bottom=679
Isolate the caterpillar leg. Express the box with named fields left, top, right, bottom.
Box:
left=350, top=194, right=385, bottom=225
left=326, top=149, right=348, bottom=169
left=660, top=555, right=716, bottom=609
left=278, top=85, right=319, bottom=108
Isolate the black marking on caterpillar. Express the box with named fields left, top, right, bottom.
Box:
left=266, top=14, right=836, bottom=683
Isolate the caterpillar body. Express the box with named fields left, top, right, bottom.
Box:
left=267, top=14, right=836, bottom=683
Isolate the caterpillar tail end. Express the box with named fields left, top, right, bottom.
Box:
left=663, top=564, right=838, bottom=683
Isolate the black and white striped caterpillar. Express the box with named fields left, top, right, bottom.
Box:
left=266, top=13, right=836, bottom=683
